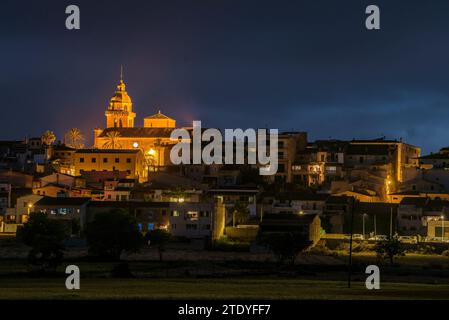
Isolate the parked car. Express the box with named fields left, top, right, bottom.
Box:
left=426, top=237, right=449, bottom=243
left=343, top=234, right=364, bottom=240
left=398, top=236, right=418, bottom=244
left=368, top=235, right=388, bottom=241
left=352, top=234, right=365, bottom=240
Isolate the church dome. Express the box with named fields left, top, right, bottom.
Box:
left=109, top=79, right=132, bottom=109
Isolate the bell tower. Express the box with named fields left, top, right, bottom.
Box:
left=105, top=67, right=136, bottom=128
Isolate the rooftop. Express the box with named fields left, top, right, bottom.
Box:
left=75, top=149, right=140, bottom=154
left=98, top=127, right=175, bottom=138
left=347, top=144, right=392, bottom=156
left=144, top=111, right=174, bottom=120
left=419, top=153, right=449, bottom=160
left=35, top=197, right=91, bottom=206
left=88, top=201, right=171, bottom=208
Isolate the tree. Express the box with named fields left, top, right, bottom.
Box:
left=41, top=130, right=56, bottom=146
left=258, top=232, right=312, bottom=266
left=16, top=212, right=68, bottom=272
left=375, top=235, right=405, bottom=265
left=145, top=229, right=171, bottom=262
left=65, top=128, right=84, bottom=149
left=102, top=130, right=122, bottom=149
left=86, top=209, right=143, bottom=260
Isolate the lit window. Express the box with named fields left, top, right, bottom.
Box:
left=187, top=211, right=198, bottom=220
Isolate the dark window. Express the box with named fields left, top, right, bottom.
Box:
left=91, top=157, right=96, bottom=163
left=79, top=158, right=84, bottom=163
left=126, top=158, right=131, bottom=163
left=115, top=158, right=119, bottom=163
left=103, top=158, right=108, bottom=163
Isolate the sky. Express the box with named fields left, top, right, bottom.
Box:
left=1, top=0, right=449, bottom=154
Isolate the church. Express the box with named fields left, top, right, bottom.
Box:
left=93, top=75, right=178, bottom=167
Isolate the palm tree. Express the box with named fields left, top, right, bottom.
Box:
left=65, top=128, right=84, bottom=149
left=41, top=130, right=56, bottom=146
left=102, top=131, right=122, bottom=149
left=41, top=130, right=56, bottom=162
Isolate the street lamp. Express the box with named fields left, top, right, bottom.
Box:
left=144, top=149, right=157, bottom=182
left=362, top=213, right=367, bottom=240
left=441, top=215, right=445, bottom=242
left=27, top=203, right=33, bottom=215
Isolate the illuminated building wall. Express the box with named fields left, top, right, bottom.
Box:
left=72, top=149, right=146, bottom=182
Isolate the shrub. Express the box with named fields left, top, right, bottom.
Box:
left=307, top=241, right=335, bottom=256
left=335, top=242, right=350, bottom=252
left=375, top=236, right=405, bottom=265
left=145, top=229, right=171, bottom=261
left=16, top=212, right=69, bottom=273
left=209, top=236, right=249, bottom=252
left=414, top=244, right=437, bottom=255
left=86, top=209, right=143, bottom=260
left=352, top=242, right=374, bottom=253
left=257, top=232, right=312, bottom=265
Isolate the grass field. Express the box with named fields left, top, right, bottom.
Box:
left=1, top=277, right=449, bottom=300
left=1, top=235, right=449, bottom=300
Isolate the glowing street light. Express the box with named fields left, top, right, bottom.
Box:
left=27, top=203, right=33, bottom=215
left=441, top=215, right=445, bottom=242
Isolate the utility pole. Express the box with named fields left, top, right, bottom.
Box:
left=390, top=207, right=393, bottom=238
left=362, top=213, right=366, bottom=239
left=374, top=214, right=377, bottom=237
left=348, top=207, right=355, bottom=288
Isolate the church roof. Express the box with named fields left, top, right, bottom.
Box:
left=75, top=148, right=141, bottom=154
left=144, top=110, right=173, bottom=120
left=98, top=127, right=176, bottom=138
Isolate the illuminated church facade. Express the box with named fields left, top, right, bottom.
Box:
left=93, top=76, right=178, bottom=167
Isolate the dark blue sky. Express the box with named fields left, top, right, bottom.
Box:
left=1, top=0, right=449, bottom=154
